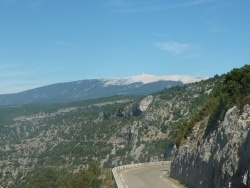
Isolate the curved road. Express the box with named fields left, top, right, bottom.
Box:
left=118, top=164, right=182, bottom=188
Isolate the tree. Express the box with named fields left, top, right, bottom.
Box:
left=222, top=64, right=250, bottom=107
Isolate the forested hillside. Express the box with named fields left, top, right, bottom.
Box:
left=0, top=75, right=218, bottom=187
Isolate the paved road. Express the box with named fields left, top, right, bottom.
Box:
left=119, top=164, right=181, bottom=188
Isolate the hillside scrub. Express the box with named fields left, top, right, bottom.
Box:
left=15, top=160, right=115, bottom=188
left=176, top=65, right=250, bottom=145
left=0, top=69, right=231, bottom=187
left=204, top=65, right=250, bottom=135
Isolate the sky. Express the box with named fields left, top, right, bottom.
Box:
left=0, top=0, right=250, bottom=94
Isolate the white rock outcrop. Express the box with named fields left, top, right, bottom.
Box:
left=139, top=95, right=153, bottom=112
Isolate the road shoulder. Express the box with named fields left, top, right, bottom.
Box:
left=163, top=168, right=187, bottom=188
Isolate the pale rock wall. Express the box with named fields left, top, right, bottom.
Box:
left=170, top=105, right=250, bottom=188
left=139, top=95, right=153, bottom=112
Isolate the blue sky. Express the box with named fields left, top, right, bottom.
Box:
left=0, top=0, right=250, bottom=94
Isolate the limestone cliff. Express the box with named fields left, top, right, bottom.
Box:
left=170, top=105, right=250, bottom=188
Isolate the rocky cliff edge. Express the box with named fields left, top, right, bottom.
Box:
left=170, top=105, right=250, bottom=188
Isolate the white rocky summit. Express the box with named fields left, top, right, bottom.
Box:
left=102, top=74, right=207, bottom=86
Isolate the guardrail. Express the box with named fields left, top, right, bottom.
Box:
left=112, top=161, right=171, bottom=188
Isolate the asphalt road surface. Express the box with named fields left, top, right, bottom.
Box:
left=119, top=164, right=182, bottom=188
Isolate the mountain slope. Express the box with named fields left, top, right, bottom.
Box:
left=170, top=65, right=250, bottom=188
left=1, top=66, right=249, bottom=188
left=0, top=74, right=206, bottom=106
left=0, top=76, right=214, bottom=187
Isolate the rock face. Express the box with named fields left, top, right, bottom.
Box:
left=139, top=95, right=153, bottom=112
left=170, top=105, right=250, bottom=188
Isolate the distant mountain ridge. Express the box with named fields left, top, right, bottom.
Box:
left=102, top=74, right=205, bottom=85
left=0, top=74, right=207, bottom=106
